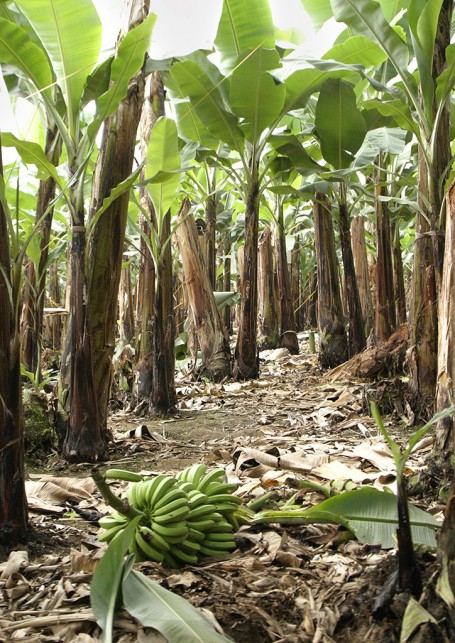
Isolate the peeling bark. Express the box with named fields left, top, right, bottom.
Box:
left=258, top=227, right=279, bottom=348
left=338, top=203, right=365, bottom=356
left=351, top=215, right=373, bottom=337
left=314, top=193, right=347, bottom=368
left=175, top=199, right=231, bottom=381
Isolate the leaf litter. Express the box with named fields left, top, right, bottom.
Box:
left=0, top=339, right=444, bottom=642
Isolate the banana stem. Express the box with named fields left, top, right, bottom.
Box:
left=246, top=491, right=277, bottom=511
left=92, top=468, right=145, bottom=519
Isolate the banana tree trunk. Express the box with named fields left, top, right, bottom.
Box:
left=233, top=166, right=260, bottom=379
left=151, top=209, right=177, bottom=415
left=222, top=236, right=233, bottom=334
left=408, top=150, right=438, bottom=410
left=374, top=169, right=396, bottom=341
left=291, top=238, right=303, bottom=332
left=338, top=202, right=365, bottom=356
left=351, top=214, right=373, bottom=337
left=0, top=148, right=28, bottom=546
left=135, top=73, right=162, bottom=400
left=258, top=226, right=279, bottom=348
left=205, top=192, right=217, bottom=289
left=20, top=125, right=61, bottom=375
left=392, top=222, right=407, bottom=326
left=86, top=39, right=146, bottom=436
left=436, top=180, right=455, bottom=602
left=275, top=201, right=299, bottom=354
left=314, top=193, right=347, bottom=368
left=119, top=262, right=135, bottom=345
left=409, top=0, right=452, bottom=410
left=175, top=199, right=231, bottom=381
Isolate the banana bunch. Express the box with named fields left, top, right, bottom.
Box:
left=98, top=465, right=241, bottom=567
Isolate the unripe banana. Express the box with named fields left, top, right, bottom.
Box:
left=203, top=532, right=236, bottom=543
left=187, top=527, right=206, bottom=542
left=187, top=504, right=216, bottom=520
left=149, top=476, right=177, bottom=507
left=187, top=518, right=216, bottom=532
left=199, top=544, right=233, bottom=558
left=178, top=539, right=201, bottom=554
left=153, top=488, right=187, bottom=512
left=97, top=523, right=125, bottom=542
left=152, top=504, right=190, bottom=524
left=201, top=539, right=236, bottom=551
left=151, top=520, right=188, bottom=541
left=135, top=530, right=165, bottom=563
left=186, top=463, right=207, bottom=487
left=198, top=469, right=226, bottom=493
left=171, top=546, right=198, bottom=565
left=139, top=526, right=170, bottom=552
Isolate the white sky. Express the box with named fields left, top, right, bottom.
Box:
left=95, top=0, right=341, bottom=59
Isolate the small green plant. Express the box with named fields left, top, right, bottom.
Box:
left=370, top=401, right=455, bottom=597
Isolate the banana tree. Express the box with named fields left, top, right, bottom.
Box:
left=2, top=0, right=155, bottom=460
left=0, top=148, right=28, bottom=546
left=329, top=0, right=454, bottom=408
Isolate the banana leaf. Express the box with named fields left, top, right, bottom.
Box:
left=254, top=486, right=440, bottom=549
left=122, top=566, right=232, bottom=643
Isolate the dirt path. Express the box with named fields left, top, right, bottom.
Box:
left=0, top=343, right=441, bottom=642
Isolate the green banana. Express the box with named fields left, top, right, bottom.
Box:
left=104, top=469, right=143, bottom=482
left=153, top=495, right=189, bottom=517
left=135, top=530, right=165, bottom=563
left=204, top=482, right=238, bottom=496
left=203, top=532, right=236, bottom=543
left=97, top=523, right=125, bottom=542
left=187, top=504, right=216, bottom=520
left=202, top=539, right=236, bottom=551
left=187, top=527, right=206, bottom=542
left=149, top=476, right=177, bottom=507
left=153, top=488, right=187, bottom=512
left=178, top=539, right=201, bottom=554
left=186, top=463, right=208, bottom=487
left=151, top=520, right=188, bottom=541
left=187, top=490, right=210, bottom=508
left=199, top=544, right=232, bottom=558
left=143, top=474, right=168, bottom=504
left=152, top=504, right=190, bottom=524
left=187, top=518, right=216, bottom=532
left=210, top=493, right=242, bottom=505
left=139, top=526, right=170, bottom=552
left=171, top=546, right=198, bottom=565
left=198, top=469, right=226, bottom=493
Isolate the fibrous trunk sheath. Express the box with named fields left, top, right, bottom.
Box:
left=313, top=193, right=347, bottom=368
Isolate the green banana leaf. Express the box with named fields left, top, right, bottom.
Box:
left=145, top=116, right=181, bottom=225
left=299, top=0, right=334, bottom=30
left=91, top=516, right=142, bottom=643
left=363, top=98, right=421, bottom=139
left=88, top=12, right=156, bottom=141
left=173, top=99, right=220, bottom=149
left=16, top=0, right=101, bottom=139
left=323, top=34, right=388, bottom=67
left=122, top=567, right=232, bottom=642
left=354, top=127, right=407, bottom=166
left=315, top=78, right=366, bottom=169
left=408, top=0, right=443, bottom=118
left=330, top=0, right=420, bottom=117
left=2, top=133, right=62, bottom=185
left=0, top=17, right=53, bottom=101
left=214, top=0, right=275, bottom=75
left=304, top=486, right=440, bottom=549
left=169, top=60, right=243, bottom=152
left=230, top=47, right=285, bottom=143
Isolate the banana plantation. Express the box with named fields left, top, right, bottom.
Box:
left=1, top=0, right=455, bottom=640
